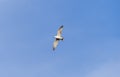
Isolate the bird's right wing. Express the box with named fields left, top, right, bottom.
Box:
left=57, top=25, right=63, bottom=37
left=53, top=39, right=59, bottom=51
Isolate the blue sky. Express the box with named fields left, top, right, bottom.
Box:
left=0, top=0, right=120, bottom=77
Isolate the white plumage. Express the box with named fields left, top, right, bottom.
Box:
left=53, top=25, right=64, bottom=51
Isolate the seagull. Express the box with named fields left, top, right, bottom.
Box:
left=53, top=25, right=64, bottom=51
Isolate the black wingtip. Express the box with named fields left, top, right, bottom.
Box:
left=53, top=48, right=55, bottom=51
left=61, top=25, right=63, bottom=28
left=58, top=25, right=63, bottom=30
left=59, top=25, right=63, bottom=28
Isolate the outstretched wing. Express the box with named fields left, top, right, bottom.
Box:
left=57, top=25, right=63, bottom=36
left=53, top=39, right=59, bottom=51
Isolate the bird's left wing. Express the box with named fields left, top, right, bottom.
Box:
left=53, top=39, right=59, bottom=51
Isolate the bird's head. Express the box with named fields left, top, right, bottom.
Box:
left=61, top=37, right=64, bottom=41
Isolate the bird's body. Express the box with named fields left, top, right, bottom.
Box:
left=53, top=25, right=64, bottom=51
left=54, top=36, right=63, bottom=40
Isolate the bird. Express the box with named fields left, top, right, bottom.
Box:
left=53, top=25, right=64, bottom=51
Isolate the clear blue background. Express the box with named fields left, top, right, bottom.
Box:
left=0, top=0, right=120, bottom=77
